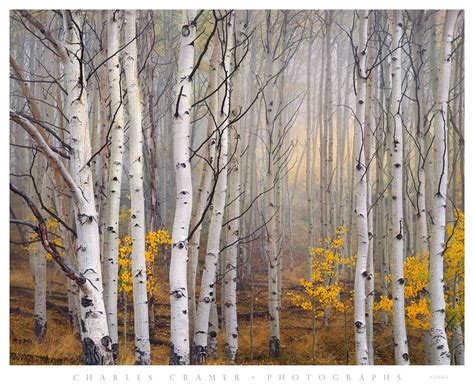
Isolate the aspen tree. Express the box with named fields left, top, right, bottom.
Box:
left=224, top=10, right=243, bottom=362
left=388, top=9, right=410, bottom=365
left=264, top=10, right=281, bottom=358
left=102, top=11, right=124, bottom=358
left=305, top=34, right=315, bottom=280
left=169, top=9, right=197, bottom=366
left=429, top=9, right=459, bottom=365
left=364, top=11, right=376, bottom=364
left=123, top=9, right=151, bottom=365
left=193, top=12, right=232, bottom=364
left=10, top=52, right=49, bottom=341
left=353, top=9, right=370, bottom=365
left=16, top=10, right=114, bottom=364
left=187, top=37, right=219, bottom=340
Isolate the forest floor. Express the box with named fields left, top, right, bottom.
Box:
left=10, top=238, right=428, bottom=365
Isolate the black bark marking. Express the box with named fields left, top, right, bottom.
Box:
left=34, top=315, right=46, bottom=340
left=269, top=336, right=280, bottom=358
left=82, top=337, right=103, bottom=365
left=169, top=342, right=185, bottom=365
left=81, top=296, right=93, bottom=307
left=101, top=335, right=113, bottom=352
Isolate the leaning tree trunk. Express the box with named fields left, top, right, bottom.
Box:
left=429, top=9, right=458, bottom=365
left=102, top=10, right=124, bottom=360
left=353, top=9, right=369, bottom=366
left=389, top=9, right=410, bottom=365
left=123, top=9, right=151, bottom=365
left=169, top=9, right=196, bottom=365
left=63, top=11, right=114, bottom=365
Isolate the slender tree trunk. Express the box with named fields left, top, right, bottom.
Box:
left=305, top=37, right=315, bottom=280
left=353, top=9, right=369, bottom=365
left=123, top=10, right=151, bottom=365
left=364, top=12, right=376, bottom=363
left=102, top=11, right=124, bottom=360
left=193, top=11, right=231, bottom=365
left=187, top=39, right=219, bottom=341
left=63, top=10, right=114, bottom=365
left=388, top=9, right=410, bottom=365
left=224, top=10, right=241, bottom=363
left=429, top=10, right=458, bottom=365
left=264, top=10, right=280, bottom=358
left=168, top=9, right=197, bottom=366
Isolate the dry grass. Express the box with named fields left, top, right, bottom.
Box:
left=10, top=236, right=429, bottom=365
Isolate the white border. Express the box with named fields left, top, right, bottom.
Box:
left=1, top=1, right=472, bottom=389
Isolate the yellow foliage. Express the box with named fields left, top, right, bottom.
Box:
left=374, top=213, right=464, bottom=331
left=445, top=212, right=464, bottom=327
left=118, top=229, right=171, bottom=297
left=374, top=252, right=429, bottom=330
left=25, top=217, right=65, bottom=261
left=374, top=295, right=393, bottom=313
left=288, top=226, right=351, bottom=318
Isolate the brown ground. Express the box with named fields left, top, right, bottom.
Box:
left=10, top=232, right=428, bottom=366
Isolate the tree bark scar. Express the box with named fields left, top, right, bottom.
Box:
left=191, top=344, right=207, bottom=365
left=112, top=343, right=119, bottom=363
left=34, top=315, right=47, bottom=340
left=81, top=295, right=93, bottom=307
left=269, top=336, right=280, bottom=358
left=135, top=346, right=148, bottom=365
left=82, top=337, right=102, bottom=365
left=169, top=342, right=185, bottom=365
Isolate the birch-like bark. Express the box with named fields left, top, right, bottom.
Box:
left=412, top=11, right=429, bottom=256
left=353, top=9, right=369, bottom=365
left=123, top=9, right=151, bottom=365
left=102, top=11, right=124, bottom=359
left=169, top=9, right=196, bottom=365
left=305, top=37, right=315, bottom=280
left=33, top=221, right=47, bottom=341
left=264, top=10, right=280, bottom=358
left=325, top=10, right=335, bottom=239
left=388, top=10, right=410, bottom=365
left=429, top=10, right=458, bottom=365
left=62, top=11, right=114, bottom=365
left=208, top=295, right=219, bottom=359
left=187, top=38, right=219, bottom=341
left=224, top=10, right=241, bottom=362
left=193, top=12, right=232, bottom=364
left=364, top=12, right=375, bottom=363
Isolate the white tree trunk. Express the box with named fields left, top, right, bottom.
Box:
left=429, top=10, right=458, bottom=365
left=123, top=9, right=151, bottom=365
left=193, top=12, right=232, bottom=363
left=264, top=10, right=280, bottom=358
left=389, top=9, right=410, bottom=365
left=305, top=38, right=315, bottom=280
left=102, top=10, right=124, bottom=359
left=33, top=244, right=47, bottom=340
left=364, top=12, right=376, bottom=363
left=187, top=38, right=219, bottom=341
left=224, top=10, right=241, bottom=362
left=208, top=297, right=219, bottom=359
left=353, top=9, right=369, bottom=365
left=63, top=10, right=114, bottom=365
left=169, top=9, right=196, bottom=365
